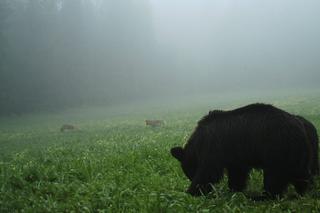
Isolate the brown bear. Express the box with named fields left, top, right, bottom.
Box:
left=171, top=103, right=314, bottom=199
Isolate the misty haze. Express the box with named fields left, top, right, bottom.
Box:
left=1, top=0, right=319, bottom=113
left=0, top=0, right=319, bottom=212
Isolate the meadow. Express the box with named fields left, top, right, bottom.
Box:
left=1, top=92, right=320, bottom=212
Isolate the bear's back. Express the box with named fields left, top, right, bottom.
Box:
left=199, top=103, right=287, bottom=125
left=194, top=103, right=309, bottom=170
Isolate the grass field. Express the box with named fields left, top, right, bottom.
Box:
left=1, top=92, right=320, bottom=212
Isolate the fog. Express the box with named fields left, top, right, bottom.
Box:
left=0, top=0, right=319, bottom=115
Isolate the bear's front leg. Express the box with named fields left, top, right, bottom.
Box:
left=187, top=166, right=223, bottom=196
left=227, top=166, right=250, bottom=192
left=187, top=182, right=212, bottom=196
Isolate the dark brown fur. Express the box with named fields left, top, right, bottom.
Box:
left=296, top=115, right=319, bottom=176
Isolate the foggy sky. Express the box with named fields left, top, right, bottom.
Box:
left=150, top=0, right=320, bottom=91
left=0, top=0, right=319, bottom=114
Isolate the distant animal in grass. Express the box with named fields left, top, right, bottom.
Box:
left=60, top=124, right=77, bottom=132
left=145, top=120, right=165, bottom=127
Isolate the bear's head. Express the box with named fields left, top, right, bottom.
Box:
left=171, top=146, right=197, bottom=181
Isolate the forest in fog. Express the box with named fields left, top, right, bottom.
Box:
left=0, top=0, right=319, bottom=115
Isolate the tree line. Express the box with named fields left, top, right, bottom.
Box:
left=0, top=0, right=170, bottom=115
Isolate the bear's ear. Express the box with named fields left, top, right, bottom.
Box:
left=170, top=147, right=184, bottom=162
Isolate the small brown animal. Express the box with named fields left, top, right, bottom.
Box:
left=60, top=124, right=76, bottom=132
left=145, top=120, right=164, bottom=127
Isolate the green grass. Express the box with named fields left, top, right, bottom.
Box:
left=1, top=92, right=320, bottom=212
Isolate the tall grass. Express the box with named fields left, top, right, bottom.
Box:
left=1, top=93, right=320, bottom=212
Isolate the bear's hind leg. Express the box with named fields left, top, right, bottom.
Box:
left=291, top=171, right=311, bottom=195
left=263, top=170, right=289, bottom=198
left=292, top=179, right=309, bottom=195
left=227, top=167, right=250, bottom=192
